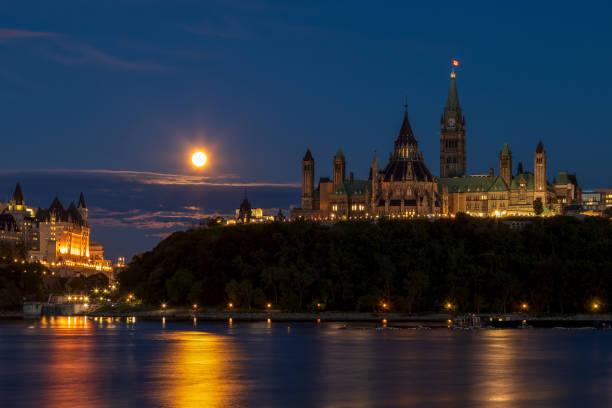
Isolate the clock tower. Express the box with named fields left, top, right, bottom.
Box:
left=439, top=71, right=466, bottom=178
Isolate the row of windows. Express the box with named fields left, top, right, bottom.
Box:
left=444, top=139, right=459, bottom=149
left=332, top=203, right=366, bottom=212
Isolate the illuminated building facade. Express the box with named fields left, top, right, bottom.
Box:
left=437, top=75, right=579, bottom=216
left=292, top=72, right=581, bottom=219
left=0, top=184, right=111, bottom=274
left=292, top=106, right=440, bottom=220
left=234, top=197, right=275, bottom=223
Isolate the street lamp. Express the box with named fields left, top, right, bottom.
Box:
left=266, top=303, right=272, bottom=309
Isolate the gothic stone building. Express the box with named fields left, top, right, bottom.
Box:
left=292, top=71, right=580, bottom=219
left=292, top=106, right=440, bottom=220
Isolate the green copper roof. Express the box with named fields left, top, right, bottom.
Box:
left=334, top=149, right=345, bottom=160
left=445, top=75, right=460, bottom=113
left=438, top=175, right=510, bottom=194
left=488, top=176, right=509, bottom=191
left=556, top=171, right=569, bottom=185
left=500, top=143, right=511, bottom=155
left=331, top=180, right=370, bottom=196
left=510, top=173, right=534, bottom=190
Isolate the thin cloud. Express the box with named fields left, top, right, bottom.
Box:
left=89, top=207, right=232, bottom=230
left=0, top=168, right=300, bottom=188
left=0, top=28, right=60, bottom=40
left=0, top=27, right=168, bottom=71
left=45, top=41, right=168, bottom=71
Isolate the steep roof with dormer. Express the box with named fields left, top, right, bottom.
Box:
left=331, top=180, right=370, bottom=196
left=438, top=175, right=510, bottom=194
left=510, top=173, right=535, bottom=190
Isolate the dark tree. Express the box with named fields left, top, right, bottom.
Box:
left=533, top=198, right=544, bottom=215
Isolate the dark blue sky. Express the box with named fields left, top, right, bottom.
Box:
left=1, top=1, right=611, bottom=259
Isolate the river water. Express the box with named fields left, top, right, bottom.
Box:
left=0, top=317, right=611, bottom=407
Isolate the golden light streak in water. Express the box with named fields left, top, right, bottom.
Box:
left=479, top=330, right=556, bottom=406
left=37, top=316, right=98, bottom=408
left=153, top=331, right=246, bottom=408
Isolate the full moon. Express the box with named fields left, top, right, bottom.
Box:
left=192, top=151, right=207, bottom=167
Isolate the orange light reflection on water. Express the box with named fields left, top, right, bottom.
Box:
left=152, top=331, right=246, bottom=408
left=36, top=316, right=98, bottom=408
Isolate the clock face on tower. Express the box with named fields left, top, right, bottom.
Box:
left=447, top=118, right=455, bottom=127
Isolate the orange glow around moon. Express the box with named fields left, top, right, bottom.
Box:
left=192, top=151, right=207, bottom=167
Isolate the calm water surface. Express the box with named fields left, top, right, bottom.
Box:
left=0, top=317, right=611, bottom=408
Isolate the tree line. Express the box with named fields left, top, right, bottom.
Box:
left=0, top=242, right=109, bottom=309
left=119, top=215, right=612, bottom=314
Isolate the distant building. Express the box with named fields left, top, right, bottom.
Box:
left=0, top=184, right=111, bottom=276
left=234, top=196, right=275, bottom=223
left=554, top=172, right=581, bottom=207
left=439, top=141, right=568, bottom=216
left=580, top=189, right=612, bottom=215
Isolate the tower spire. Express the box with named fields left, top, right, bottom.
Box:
left=445, top=71, right=460, bottom=113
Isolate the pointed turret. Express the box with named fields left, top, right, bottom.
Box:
left=11, top=183, right=25, bottom=206
left=78, top=192, right=87, bottom=209
left=77, top=192, right=88, bottom=222
left=370, top=150, right=379, bottom=181
left=501, top=143, right=511, bottom=155
left=303, top=149, right=313, bottom=161
left=535, top=140, right=544, bottom=153
left=333, top=148, right=346, bottom=188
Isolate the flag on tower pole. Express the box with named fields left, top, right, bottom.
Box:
left=452, top=59, right=459, bottom=67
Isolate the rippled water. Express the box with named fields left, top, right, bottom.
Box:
left=0, top=317, right=611, bottom=407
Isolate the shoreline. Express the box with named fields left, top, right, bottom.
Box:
left=6, top=309, right=612, bottom=327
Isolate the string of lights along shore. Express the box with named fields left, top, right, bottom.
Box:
left=289, top=59, right=597, bottom=222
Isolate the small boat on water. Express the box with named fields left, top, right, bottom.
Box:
left=451, top=314, right=482, bottom=329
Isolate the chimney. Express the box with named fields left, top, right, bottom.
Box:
left=349, top=172, right=354, bottom=183
left=489, top=168, right=494, bottom=181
